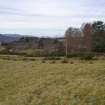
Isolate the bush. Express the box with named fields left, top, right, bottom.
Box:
left=61, top=58, right=68, bottom=63
left=43, top=57, right=61, bottom=60
left=66, top=52, right=95, bottom=60
left=50, top=60, right=56, bottom=64
left=66, top=53, right=79, bottom=58
left=49, top=51, right=65, bottom=57
left=66, top=52, right=85, bottom=58
left=89, top=61, right=93, bottom=64
left=42, top=60, right=46, bottom=63
left=80, top=52, right=95, bottom=60
left=70, top=61, right=74, bottom=64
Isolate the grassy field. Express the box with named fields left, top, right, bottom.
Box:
left=0, top=55, right=105, bottom=105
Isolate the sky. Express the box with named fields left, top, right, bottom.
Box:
left=0, top=0, right=105, bottom=36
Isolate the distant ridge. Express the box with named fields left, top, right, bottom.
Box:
left=0, top=34, right=22, bottom=43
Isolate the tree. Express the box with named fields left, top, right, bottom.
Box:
left=92, top=21, right=105, bottom=52
left=52, top=38, right=65, bottom=56
left=38, top=38, right=44, bottom=49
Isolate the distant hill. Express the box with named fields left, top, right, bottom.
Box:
left=0, top=35, right=65, bottom=56
left=5, top=36, right=65, bottom=50
left=0, top=34, right=22, bottom=43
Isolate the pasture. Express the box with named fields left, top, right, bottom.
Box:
left=0, top=55, right=105, bottom=105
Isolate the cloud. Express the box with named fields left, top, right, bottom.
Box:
left=0, top=0, right=105, bottom=36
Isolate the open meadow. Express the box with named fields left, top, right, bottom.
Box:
left=0, top=55, right=105, bottom=105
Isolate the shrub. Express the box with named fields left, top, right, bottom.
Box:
left=49, top=51, right=65, bottom=57
left=80, top=52, right=95, bottom=60
left=30, top=58, right=36, bottom=61
left=89, top=61, right=93, bottom=64
left=43, top=57, right=61, bottom=60
left=66, top=52, right=95, bottom=60
left=70, top=61, right=74, bottom=64
left=66, top=53, right=79, bottom=58
left=66, top=52, right=84, bottom=58
left=61, top=58, right=68, bottom=63
left=42, top=60, right=46, bottom=63
left=50, top=60, right=56, bottom=64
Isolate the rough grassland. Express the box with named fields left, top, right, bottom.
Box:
left=0, top=55, right=105, bottom=105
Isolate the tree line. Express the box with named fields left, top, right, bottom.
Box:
left=91, top=21, right=105, bottom=52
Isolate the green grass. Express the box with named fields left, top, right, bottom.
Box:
left=0, top=55, right=105, bottom=105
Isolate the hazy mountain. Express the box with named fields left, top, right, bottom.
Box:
left=0, top=34, right=22, bottom=43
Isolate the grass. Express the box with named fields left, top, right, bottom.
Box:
left=0, top=55, right=105, bottom=105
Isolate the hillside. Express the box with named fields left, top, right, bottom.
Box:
left=0, top=34, right=21, bottom=43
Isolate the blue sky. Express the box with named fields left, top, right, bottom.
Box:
left=0, top=0, right=105, bottom=36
